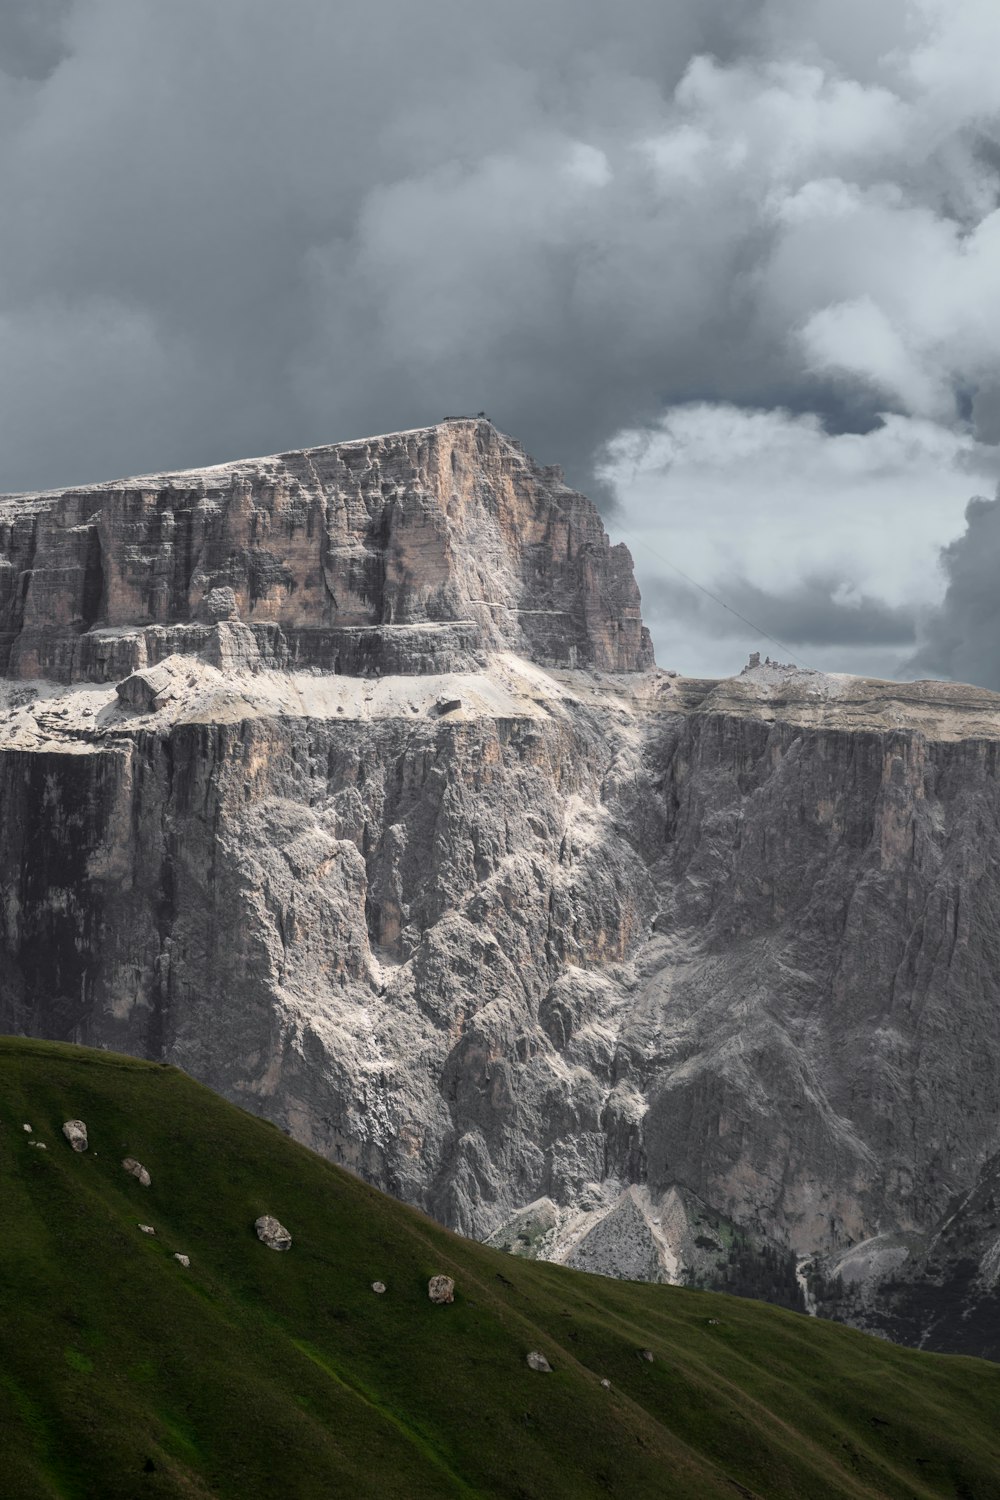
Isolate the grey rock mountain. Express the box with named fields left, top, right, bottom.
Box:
left=1, top=418, right=999, bottom=1351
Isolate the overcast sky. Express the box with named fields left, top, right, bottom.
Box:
left=2, top=1, right=1000, bottom=681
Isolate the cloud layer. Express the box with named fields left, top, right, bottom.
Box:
left=2, top=1, right=1000, bottom=678
left=601, top=404, right=1000, bottom=676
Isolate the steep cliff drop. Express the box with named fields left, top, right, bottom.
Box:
left=2, top=418, right=999, bottom=1354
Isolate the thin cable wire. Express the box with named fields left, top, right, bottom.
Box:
left=612, top=522, right=820, bottom=673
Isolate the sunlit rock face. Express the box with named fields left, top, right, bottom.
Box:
left=0, top=418, right=652, bottom=681
left=2, top=418, right=1000, bottom=1354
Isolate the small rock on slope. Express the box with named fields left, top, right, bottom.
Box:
left=526, top=1351, right=552, bottom=1372
left=254, top=1215, right=292, bottom=1251
left=427, top=1275, right=455, bottom=1304
left=122, top=1157, right=151, bottom=1186
left=62, top=1120, right=88, bottom=1152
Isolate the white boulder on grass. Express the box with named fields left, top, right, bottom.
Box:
left=254, top=1215, right=292, bottom=1251
left=62, top=1120, right=88, bottom=1152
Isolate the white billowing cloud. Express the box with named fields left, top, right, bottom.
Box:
left=603, top=405, right=1000, bottom=677
left=669, top=55, right=911, bottom=178
left=904, top=0, right=1000, bottom=118
left=799, top=296, right=951, bottom=419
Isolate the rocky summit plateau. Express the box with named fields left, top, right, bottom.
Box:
left=2, top=416, right=999, bottom=1354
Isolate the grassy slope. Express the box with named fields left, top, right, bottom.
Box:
left=1, top=1039, right=998, bottom=1500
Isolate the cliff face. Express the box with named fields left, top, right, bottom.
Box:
left=0, top=419, right=651, bottom=681
left=2, top=420, right=999, bottom=1353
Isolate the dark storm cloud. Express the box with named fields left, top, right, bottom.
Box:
left=908, top=492, right=1000, bottom=689
left=645, top=572, right=918, bottom=650
left=2, top=0, right=1000, bottom=681
left=0, top=0, right=764, bottom=495
left=0, top=1, right=70, bottom=80
left=0, top=0, right=992, bottom=495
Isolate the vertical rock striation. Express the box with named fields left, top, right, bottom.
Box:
left=0, top=419, right=651, bottom=681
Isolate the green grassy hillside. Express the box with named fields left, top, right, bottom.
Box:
left=2, top=1038, right=998, bottom=1500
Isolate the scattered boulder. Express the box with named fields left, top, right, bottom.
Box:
left=526, top=1351, right=552, bottom=1373
left=116, top=663, right=178, bottom=714
left=427, top=1275, right=455, bottom=1304
left=122, top=1157, right=151, bottom=1187
left=371, top=1281, right=387, bottom=1294
left=433, top=698, right=463, bottom=717
left=22, top=1123, right=31, bottom=1133
left=254, top=1215, right=292, bottom=1251
left=601, top=1379, right=612, bottom=1389
left=640, top=1349, right=655, bottom=1363
left=138, top=1224, right=156, bottom=1235
left=28, top=1141, right=47, bottom=1150
left=707, top=1319, right=720, bottom=1326
left=173, top=1254, right=190, bottom=1268
left=62, top=1120, right=88, bottom=1152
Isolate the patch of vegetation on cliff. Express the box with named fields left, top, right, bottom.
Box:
left=2, top=1037, right=999, bottom=1499
left=692, top=1235, right=805, bottom=1312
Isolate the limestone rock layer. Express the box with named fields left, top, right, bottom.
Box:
left=0, top=419, right=651, bottom=681
left=1, top=420, right=999, bottom=1355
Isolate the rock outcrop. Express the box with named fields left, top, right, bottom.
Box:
left=2, top=420, right=1000, bottom=1354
